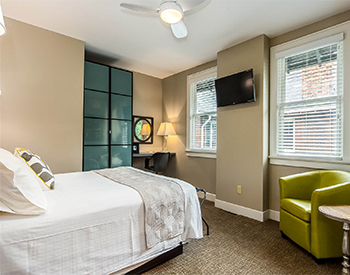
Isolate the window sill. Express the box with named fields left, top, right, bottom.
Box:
left=186, top=149, right=216, bottom=159
left=269, top=156, right=350, bottom=170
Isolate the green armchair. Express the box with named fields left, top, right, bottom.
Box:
left=279, top=170, right=350, bottom=260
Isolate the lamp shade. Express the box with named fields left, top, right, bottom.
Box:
left=140, top=123, right=151, bottom=136
left=0, top=4, right=6, bottom=36
left=157, top=122, right=176, bottom=136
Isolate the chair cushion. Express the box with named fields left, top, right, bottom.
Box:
left=281, top=198, right=311, bottom=222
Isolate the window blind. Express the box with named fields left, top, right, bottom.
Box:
left=189, top=76, right=217, bottom=151
left=276, top=40, right=343, bottom=159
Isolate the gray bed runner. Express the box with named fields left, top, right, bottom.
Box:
left=95, top=167, right=185, bottom=248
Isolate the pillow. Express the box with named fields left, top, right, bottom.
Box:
left=14, top=148, right=55, bottom=191
left=0, top=148, right=47, bottom=215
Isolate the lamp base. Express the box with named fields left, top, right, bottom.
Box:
left=162, top=135, right=168, bottom=152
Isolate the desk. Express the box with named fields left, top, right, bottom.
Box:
left=319, top=205, right=350, bottom=274
left=133, top=152, right=176, bottom=158
left=132, top=152, right=176, bottom=171
left=133, top=153, right=153, bottom=157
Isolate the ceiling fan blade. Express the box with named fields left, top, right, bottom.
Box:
left=177, top=0, right=207, bottom=12
left=120, top=3, right=160, bottom=13
left=171, top=20, right=188, bottom=39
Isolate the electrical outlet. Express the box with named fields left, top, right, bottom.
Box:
left=237, top=185, right=242, bottom=194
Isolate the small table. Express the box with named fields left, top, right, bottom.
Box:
left=319, top=205, right=350, bottom=274
left=133, top=152, right=176, bottom=158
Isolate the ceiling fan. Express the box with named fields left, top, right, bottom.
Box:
left=120, top=0, right=207, bottom=39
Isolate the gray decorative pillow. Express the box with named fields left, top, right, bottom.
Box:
left=15, top=148, right=55, bottom=190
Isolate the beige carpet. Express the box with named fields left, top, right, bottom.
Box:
left=145, top=201, right=343, bottom=275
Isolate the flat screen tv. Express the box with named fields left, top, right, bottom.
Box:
left=215, top=68, right=255, bottom=107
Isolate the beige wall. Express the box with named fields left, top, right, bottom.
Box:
left=0, top=17, right=85, bottom=173
left=270, top=10, right=350, bottom=47
left=132, top=72, right=163, bottom=170
left=161, top=12, right=349, bottom=213
left=160, top=11, right=350, bottom=215
left=216, top=35, right=270, bottom=212
left=0, top=18, right=164, bottom=174
left=268, top=13, right=350, bottom=212
left=162, top=61, right=217, bottom=194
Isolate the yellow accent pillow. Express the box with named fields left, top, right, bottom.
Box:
left=14, top=148, right=55, bottom=191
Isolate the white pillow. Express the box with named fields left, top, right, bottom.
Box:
left=0, top=148, right=47, bottom=215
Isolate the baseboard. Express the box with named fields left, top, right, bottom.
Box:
left=267, top=209, right=280, bottom=222
left=197, top=194, right=281, bottom=222
left=215, top=199, right=268, bottom=222
left=215, top=200, right=281, bottom=222
left=197, top=191, right=216, bottom=202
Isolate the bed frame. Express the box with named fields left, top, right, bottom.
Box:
left=126, top=243, right=183, bottom=274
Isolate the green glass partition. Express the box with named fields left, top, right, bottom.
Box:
left=111, top=120, right=132, bottom=145
left=84, top=146, right=109, bottom=171
left=84, top=90, right=109, bottom=118
left=83, top=61, right=132, bottom=171
left=84, top=118, right=109, bottom=145
left=84, top=62, right=109, bottom=92
left=111, top=145, right=132, bottom=167
left=111, top=94, right=132, bottom=120
left=111, top=68, right=132, bottom=96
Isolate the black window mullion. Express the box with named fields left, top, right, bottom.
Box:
left=131, top=72, right=134, bottom=167
left=110, top=144, right=133, bottom=146
left=85, top=88, right=110, bottom=94
left=84, top=144, right=109, bottom=147
left=84, top=116, right=109, bottom=120
left=110, top=118, right=132, bottom=122
left=111, top=92, right=132, bottom=97
left=108, top=68, right=112, bottom=168
left=83, top=76, right=85, bottom=171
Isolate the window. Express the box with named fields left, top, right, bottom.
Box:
left=276, top=39, right=343, bottom=160
left=269, top=22, right=350, bottom=170
left=187, top=67, right=217, bottom=158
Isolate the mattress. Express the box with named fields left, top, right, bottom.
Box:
left=0, top=168, right=203, bottom=274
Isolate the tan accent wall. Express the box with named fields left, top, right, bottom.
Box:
left=0, top=17, right=84, bottom=173
left=216, top=35, right=270, bottom=211
left=132, top=72, right=163, bottom=170
left=162, top=61, right=217, bottom=194
left=268, top=12, right=350, bottom=211
left=270, top=10, right=350, bottom=47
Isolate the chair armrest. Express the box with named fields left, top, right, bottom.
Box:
left=279, top=171, right=320, bottom=200
left=310, top=182, right=350, bottom=258
left=311, top=182, right=350, bottom=212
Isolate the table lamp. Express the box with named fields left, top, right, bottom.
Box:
left=140, top=123, right=151, bottom=137
left=157, top=122, right=176, bottom=152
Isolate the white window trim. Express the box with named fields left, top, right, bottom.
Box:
left=185, top=149, right=216, bottom=159
left=270, top=21, right=350, bottom=170
left=186, top=66, right=217, bottom=158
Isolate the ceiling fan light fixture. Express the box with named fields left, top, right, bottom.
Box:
left=160, top=2, right=183, bottom=24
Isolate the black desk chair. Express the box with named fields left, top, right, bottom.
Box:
left=144, top=152, right=170, bottom=174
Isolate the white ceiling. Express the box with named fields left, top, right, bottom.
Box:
left=2, top=0, right=350, bottom=79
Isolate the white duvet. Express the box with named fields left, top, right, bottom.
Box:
left=0, top=169, right=203, bottom=274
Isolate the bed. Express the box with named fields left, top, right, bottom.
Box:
left=0, top=166, right=203, bottom=274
